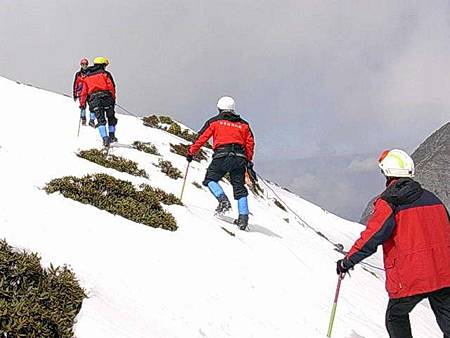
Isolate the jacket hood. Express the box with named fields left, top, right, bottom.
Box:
left=381, top=178, right=423, bottom=206
left=218, top=110, right=242, bottom=122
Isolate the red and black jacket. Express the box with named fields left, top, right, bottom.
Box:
left=188, top=111, right=255, bottom=161
left=344, top=178, right=450, bottom=299
left=79, top=65, right=116, bottom=108
left=72, top=69, right=87, bottom=99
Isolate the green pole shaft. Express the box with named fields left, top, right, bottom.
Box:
left=327, top=274, right=343, bottom=337
left=77, top=118, right=81, bottom=137
left=327, top=302, right=338, bottom=337
left=180, top=162, right=190, bottom=201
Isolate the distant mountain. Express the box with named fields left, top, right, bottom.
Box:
left=412, top=122, right=450, bottom=209
left=360, top=122, right=450, bottom=224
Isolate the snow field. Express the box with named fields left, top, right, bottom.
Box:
left=0, top=77, right=442, bottom=337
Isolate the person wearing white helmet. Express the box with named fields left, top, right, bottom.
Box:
left=336, top=149, right=450, bottom=338
left=187, top=96, right=256, bottom=230
left=217, top=96, right=236, bottom=111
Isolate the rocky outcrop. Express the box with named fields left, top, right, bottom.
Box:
left=359, top=122, right=450, bottom=224
left=412, top=122, right=450, bottom=209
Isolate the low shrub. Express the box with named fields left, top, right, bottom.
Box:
left=0, top=240, right=86, bottom=337
left=187, top=131, right=212, bottom=149
left=142, top=115, right=160, bottom=128
left=132, top=141, right=160, bottom=156
left=180, top=129, right=198, bottom=143
left=139, top=185, right=182, bottom=206
left=77, top=149, right=148, bottom=178
left=170, top=143, right=208, bottom=162
left=168, top=122, right=182, bottom=136
left=142, top=115, right=212, bottom=149
left=158, top=115, right=174, bottom=125
left=44, top=173, right=179, bottom=231
left=155, top=159, right=183, bottom=180
left=192, top=182, right=203, bottom=189
left=249, top=181, right=264, bottom=198
left=274, top=199, right=287, bottom=212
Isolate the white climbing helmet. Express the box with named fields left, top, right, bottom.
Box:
left=217, top=96, right=235, bottom=111
left=378, top=149, right=415, bottom=178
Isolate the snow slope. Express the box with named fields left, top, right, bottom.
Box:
left=0, top=76, right=442, bottom=337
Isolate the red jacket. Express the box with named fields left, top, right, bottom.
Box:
left=345, top=179, right=450, bottom=299
left=72, top=70, right=86, bottom=99
left=79, top=65, right=116, bottom=108
left=188, top=111, right=255, bottom=161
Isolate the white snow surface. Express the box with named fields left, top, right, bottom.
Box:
left=0, top=77, right=442, bottom=337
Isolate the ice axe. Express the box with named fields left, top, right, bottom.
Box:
left=327, top=273, right=344, bottom=337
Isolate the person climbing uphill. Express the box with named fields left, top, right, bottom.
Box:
left=79, top=57, right=117, bottom=146
left=72, top=58, right=95, bottom=126
left=187, top=96, right=255, bottom=230
left=336, top=149, right=450, bottom=338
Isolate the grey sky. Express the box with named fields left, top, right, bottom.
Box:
left=1, top=1, right=449, bottom=220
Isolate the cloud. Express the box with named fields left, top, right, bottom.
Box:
left=347, top=157, right=376, bottom=173
left=258, top=154, right=385, bottom=221
left=0, top=1, right=448, bottom=218
left=1, top=2, right=447, bottom=146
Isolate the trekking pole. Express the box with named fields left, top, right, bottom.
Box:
left=77, top=118, right=81, bottom=137
left=327, top=273, right=344, bottom=337
left=180, top=162, right=190, bottom=201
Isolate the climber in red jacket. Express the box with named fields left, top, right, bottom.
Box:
left=336, top=149, right=450, bottom=338
left=79, top=57, right=117, bottom=146
left=187, top=96, right=255, bottom=230
left=72, top=58, right=95, bottom=126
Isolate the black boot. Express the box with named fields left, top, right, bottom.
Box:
left=88, top=119, right=96, bottom=128
left=81, top=117, right=87, bottom=126
left=235, top=214, right=249, bottom=231
left=215, top=195, right=231, bottom=215
left=109, top=133, right=118, bottom=143
left=102, top=136, right=110, bottom=147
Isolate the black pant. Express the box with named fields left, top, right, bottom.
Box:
left=88, top=91, right=117, bottom=126
left=386, top=287, right=450, bottom=338
left=203, top=155, right=248, bottom=200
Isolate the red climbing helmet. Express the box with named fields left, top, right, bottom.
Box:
left=80, top=58, right=89, bottom=66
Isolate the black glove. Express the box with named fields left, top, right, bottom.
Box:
left=336, top=259, right=352, bottom=275
left=73, top=97, right=77, bottom=102
left=186, top=154, right=193, bottom=162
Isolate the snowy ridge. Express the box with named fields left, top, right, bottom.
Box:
left=0, top=76, right=442, bottom=337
